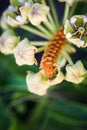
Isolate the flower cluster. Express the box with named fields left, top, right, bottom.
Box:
left=1, top=0, right=49, bottom=28
left=0, top=31, right=37, bottom=65
left=0, top=0, right=87, bottom=96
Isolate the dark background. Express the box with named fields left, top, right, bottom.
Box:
left=0, top=0, right=9, bottom=14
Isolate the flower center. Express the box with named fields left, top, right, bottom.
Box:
left=78, top=27, right=85, bottom=35
left=32, top=7, right=38, bottom=15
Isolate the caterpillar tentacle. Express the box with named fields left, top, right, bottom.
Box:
left=40, top=27, right=67, bottom=79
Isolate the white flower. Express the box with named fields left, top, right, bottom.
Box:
left=0, top=11, right=9, bottom=30
left=0, top=30, right=19, bottom=55
left=13, top=38, right=37, bottom=66
left=16, top=6, right=29, bottom=23
left=65, top=60, right=87, bottom=84
left=28, top=3, right=49, bottom=26
left=7, top=6, right=29, bottom=27
left=48, top=71, right=64, bottom=86
left=26, top=69, right=64, bottom=96
left=64, top=15, right=87, bottom=48
left=26, top=71, right=49, bottom=96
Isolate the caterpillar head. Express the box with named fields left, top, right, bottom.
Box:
left=42, top=64, right=58, bottom=80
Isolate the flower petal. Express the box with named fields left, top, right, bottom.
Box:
left=13, top=38, right=37, bottom=66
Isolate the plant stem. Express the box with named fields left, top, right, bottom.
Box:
left=43, top=21, right=56, bottom=34
left=19, top=25, right=51, bottom=40
left=63, top=51, right=74, bottom=65
left=36, top=46, right=46, bottom=53
left=49, top=0, right=59, bottom=28
left=63, top=3, right=70, bottom=24
left=36, top=25, right=53, bottom=38
left=69, top=3, right=77, bottom=18
left=44, top=0, right=57, bottom=32
left=30, top=41, right=49, bottom=46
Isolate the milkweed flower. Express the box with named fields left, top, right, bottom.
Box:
left=13, top=38, right=37, bottom=66
left=26, top=71, right=49, bottom=96
left=28, top=3, right=49, bottom=26
left=5, top=0, right=49, bottom=27
left=6, top=6, right=29, bottom=27
left=0, top=30, right=19, bottom=55
left=64, top=15, right=87, bottom=47
left=26, top=69, right=64, bottom=96
left=5, top=0, right=33, bottom=27
left=65, top=61, right=87, bottom=84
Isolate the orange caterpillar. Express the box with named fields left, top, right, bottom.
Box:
left=40, top=27, right=67, bottom=79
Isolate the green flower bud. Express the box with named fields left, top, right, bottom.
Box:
left=64, top=15, right=87, bottom=48
left=0, top=30, right=19, bottom=55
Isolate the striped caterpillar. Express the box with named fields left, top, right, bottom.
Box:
left=40, top=27, right=67, bottom=79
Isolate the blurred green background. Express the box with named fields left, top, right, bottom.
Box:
left=0, top=1, right=87, bottom=130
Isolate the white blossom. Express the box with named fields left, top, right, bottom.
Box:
left=13, top=38, right=37, bottom=66
left=65, top=60, right=87, bottom=84
left=26, top=69, right=64, bottom=96
left=28, top=3, right=49, bottom=26
left=0, top=30, right=19, bottom=55
left=26, top=71, right=49, bottom=96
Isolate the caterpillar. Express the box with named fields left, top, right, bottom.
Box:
left=40, top=27, right=67, bottom=79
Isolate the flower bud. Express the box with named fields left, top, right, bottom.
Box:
left=13, top=38, right=37, bottom=66
left=0, top=30, right=19, bottom=55
left=6, top=6, right=29, bottom=27
left=0, top=10, right=10, bottom=30
left=65, top=60, right=87, bottom=84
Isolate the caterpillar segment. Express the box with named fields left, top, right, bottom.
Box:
left=40, top=27, right=67, bottom=79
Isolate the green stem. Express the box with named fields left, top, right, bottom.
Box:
left=30, top=41, right=49, bottom=46
left=63, top=51, right=74, bottom=65
left=19, top=25, right=50, bottom=40
left=36, top=46, right=46, bottom=53
left=63, top=3, right=70, bottom=24
left=49, top=0, right=59, bottom=28
left=43, top=21, right=56, bottom=34
left=36, top=25, right=53, bottom=38
left=44, top=0, right=57, bottom=32
left=69, top=3, right=77, bottom=18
